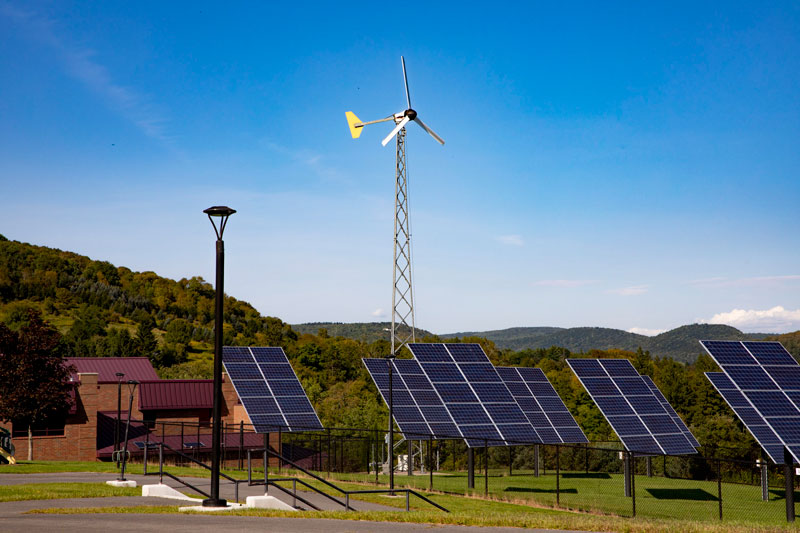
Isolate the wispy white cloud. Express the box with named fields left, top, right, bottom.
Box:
left=628, top=327, right=666, bottom=336
left=534, top=279, right=598, bottom=288
left=688, top=275, right=800, bottom=289
left=496, top=234, right=524, bottom=246
left=702, top=306, right=800, bottom=333
left=371, top=308, right=386, bottom=318
left=607, top=285, right=649, bottom=296
left=1, top=4, right=173, bottom=146
left=261, top=140, right=346, bottom=184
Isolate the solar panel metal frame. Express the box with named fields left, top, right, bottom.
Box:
left=363, top=358, right=463, bottom=441
left=640, top=375, right=700, bottom=448
left=497, top=366, right=588, bottom=444
left=222, top=346, right=323, bottom=433
left=567, top=358, right=697, bottom=455
left=408, top=343, right=541, bottom=447
left=700, top=340, right=800, bottom=464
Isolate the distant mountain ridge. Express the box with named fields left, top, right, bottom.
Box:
left=292, top=322, right=770, bottom=363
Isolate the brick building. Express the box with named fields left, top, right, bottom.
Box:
left=0, top=357, right=258, bottom=462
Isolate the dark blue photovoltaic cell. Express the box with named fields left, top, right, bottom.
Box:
left=446, top=343, right=490, bottom=362
left=749, top=425, right=783, bottom=444
left=460, top=364, right=499, bottom=382
left=568, top=359, right=606, bottom=377
left=402, top=375, right=435, bottom=390
left=547, top=412, right=580, bottom=427
left=538, top=397, right=570, bottom=412
left=558, top=427, right=589, bottom=442
left=614, top=378, right=652, bottom=396
left=428, top=423, right=460, bottom=438
left=735, top=407, right=767, bottom=426
left=701, top=341, right=757, bottom=365
left=258, top=364, right=298, bottom=380
left=471, top=383, right=514, bottom=401
left=706, top=372, right=737, bottom=390
left=270, top=380, right=305, bottom=396
left=241, top=397, right=279, bottom=414
left=767, top=418, right=800, bottom=442
left=641, top=376, right=700, bottom=447
left=747, top=392, right=798, bottom=416
left=786, top=391, right=800, bottom=409
left=518, top=367, right=549, bottom=382
left=517, top=397, right=542, bottom=412
left=363, top=359, right=389, bottom=374
left=251, top=347, right=287, bottom=363
left=640, top=414, right=681, bottom=434
left=581, top=378, right=619, bottom=396
left=235, top=380, right=272, bottom=397
left=593, top=396, right=635, bottom=416
left=629, top=396, right=665, bottom=415
left=506, top=382, right=532, bottom=396
left=387, top=390, right=414, bottom=406
left=414, top=390, right=445, bottom=406
left=224, top=346, right=323, bottom=433
left=764, top=366, right=800, bottom=390
left=460, top=425, right=501, bottom=440
left=528, top=382, right=558, bottom=397
left=724, top=366, right=778, bottom=390
left=716, top=388, right=749, bottom=407
left=496, top=367, right=519, bottom=381
left=743, top=342, right=797, bottom=366
left=658, top=434, right=696, bottom=455
left=407, top=343, right=450, bottom=361
left=601, top=359, right=640, bottom=377
left=525, top=412, right=550, bottom=426
left=436, top=383, right=478, bottom=403
left=393, top=406, right=425, bottom=422
left=394, top=359, right=424, bottom=374
left=424, top=363, right=464, bottom=382
left=448, top=405, right=492, bottom=425
left=607, top=416, right=648, bottom=436
left=484, top=404, right=530, bottom=424
left=421, top=406, right=452, bottom=422
left=501, top=424, right=544, bottom=443
left=623, top=435, right=662, bottom=455
left=225, top=363, right=262, bottom=380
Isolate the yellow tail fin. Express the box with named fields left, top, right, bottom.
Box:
left=346, top=111, right=363, bottom=139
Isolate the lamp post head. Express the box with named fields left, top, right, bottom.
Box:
left=115, top=372, right=125, bottom=380
left=204, top=206, right=236, bottom=240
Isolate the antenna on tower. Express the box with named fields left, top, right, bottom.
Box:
left=346, top=56, right=445, bottom=489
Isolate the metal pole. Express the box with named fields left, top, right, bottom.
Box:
left=624, top=452, right=631, bottom=497
left=239, top=421, right=243, bottom=470
left=762, top=459, right=769, bottom=501
left=484, top=441, right=489, bottom=497
left=785, top=447, right=795, bottom=522
left=646, top=456, right=652, bottom=477
left=630, top=452, right=636, bottom=518
left=534, top=445, right=540, bottom=477
left=204, top=218, right=227, bottom=508
left=556, top=444, right=560, bottom=506
left=509, top=446, right=512, bottom=476
left=408, top=438, right=413, bottom=476
left=119, top=381, right=138, bottom=482
left=717, top=458, right=722, bottom=520
left=467, top=447, right=475, bottom=490
left=388, top=357, right=395, bottom=490
left=115, top=373, right=123, bottom=467
left=429, top=436, right=433, bottom=491
left=278, top=426, right=282, bottom=473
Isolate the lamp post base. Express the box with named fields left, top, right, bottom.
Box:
left=202, top=498, right=228, bottom=508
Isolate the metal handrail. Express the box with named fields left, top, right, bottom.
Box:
left=147, top=442, right=241, bottom=502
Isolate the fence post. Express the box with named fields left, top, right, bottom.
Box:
left=624, top=451, right=631, bottom=497
left=247, top=449, right=252, bottom=484
left=717, top=458, right=723, bottom=520
left=143, top=429, right=149, bottom=475
left=429, top=435, right=433, bottom=491
left=630, top=451, right=635, bottom=518
left=467, top=448, right=475, bottom=490
left=239, top=421, right=244, bottom=470
left=408, top=439, right=414, bottom=476
left=534, top=445, right=540, bottom=477
left=327, top=429, right=331, bottom=478
left=786, top=447, right=795, bottom=523
left=761, top=460, right=769, bottom=501
left=556, top=444, right=560, bottom=506
left=484, top=440, right=489, bottom=497
left=585, top=443, right=589, bottom=474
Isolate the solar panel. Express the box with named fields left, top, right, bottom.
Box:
left=641, top=375, right=700, bottom=447
left=407, top=343, right=540, bottom=447
left=701, top=340, right=800, bottom=464
left=567, top=358, right=697, bottom=455
left=705, top=372, right=786, bottom=463
left=497, top=366, right=588, bottom=444
left=222, top=346, right=323, bottom=433
left=363, top=358, right=461, bottom=440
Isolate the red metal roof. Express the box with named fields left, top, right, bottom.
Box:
left=66, top=357, right=159, bottom=383
left=138, top=380, right=213, bottom=410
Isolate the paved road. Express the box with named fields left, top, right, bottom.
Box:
left=0, top=472, right=600, bottom=532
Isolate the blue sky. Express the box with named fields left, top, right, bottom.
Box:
left=2, top=2, right=799, bottom=334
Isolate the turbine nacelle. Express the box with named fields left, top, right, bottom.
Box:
left=345, top=57, right=445, bottom=147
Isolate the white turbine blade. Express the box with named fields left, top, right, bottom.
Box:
left=381, top=116, right=410, bottom=146
left=401, top=56, right=411, bottom=109
left=413, top=117, right=445, bottom=145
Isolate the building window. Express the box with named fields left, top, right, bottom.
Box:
left=12, top=413, right=66, bottom=438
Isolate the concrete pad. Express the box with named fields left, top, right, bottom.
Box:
left=142, top=484, right=197, bottom=501
left=106, top=480, right=137, bottom=488
left=179, top=502, right=244, bottom=512
left=245, top=495, right=297, bottom=511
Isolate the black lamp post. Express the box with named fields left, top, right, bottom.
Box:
left=119, top=379, right=139, bottom=482
left=115, top=372, right=124, bottom=467
left=203, top=205, right=236, bottom=508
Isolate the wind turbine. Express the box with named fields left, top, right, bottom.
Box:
left=346, top=56, right=444, bottom=489
left=345, top=56, right=445, bottom=358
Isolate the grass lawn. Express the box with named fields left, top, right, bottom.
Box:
left=4, top=461, right=797, bottom=528
left=0, top=483, right=139, bottom=502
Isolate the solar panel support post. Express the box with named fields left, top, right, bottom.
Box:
left=555, top=445, right=560, bottom=506
left=508, top=447, right=512, bottom=476
left=534, top=445, right=540, bottom=477
left=717, top=458, right=722, bottom=520
left=278, top=426, right=282, bottom=473
left=761, top=456, right=769, bottom=501
left=630, top=451, right=636, bottom=518
left=785, top=447, right=795, bottom=522
left=408, top=439, right=413, bottom=476
left=467, top=448, right=475, bottom=489
left=388, top=356, right=395, bottom=492
left=202, top=205, right=235, bottom=509
left=623, top=452, right=631, bottom=497
left=484, top=441, right=489, bottom=497
left=429, top=435, right=433, bottom=491
left=646, top=456, right=652, bottom=477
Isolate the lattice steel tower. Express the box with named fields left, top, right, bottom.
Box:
left=391, top=126, right=414, bottom=356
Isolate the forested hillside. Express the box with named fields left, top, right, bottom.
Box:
left=1, top=235, right=797, bottom=461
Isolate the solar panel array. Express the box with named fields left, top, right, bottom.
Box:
left=705, top=372, right=786, bottom=463
left=641, top=375, right=700, bottom=448
left=362, top=358, right=461, bottom=440
left=567, top=358, right=697, bottom=455
left=497, top=367, right=588, bottom=444
left=700, top=340, right=800, bottom=464
left=407, top=343, right=541, bottom=447
left=222, top=346, right=323, bottom=433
